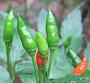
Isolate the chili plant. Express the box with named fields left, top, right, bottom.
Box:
left=1, top=8, right=90, bottom=83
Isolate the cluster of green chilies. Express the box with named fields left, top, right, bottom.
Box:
left=3, top=10, right=89, bottom=83
left=3, top=10, right=59, bottom=83
left=17, top=10, right=59, bottom=83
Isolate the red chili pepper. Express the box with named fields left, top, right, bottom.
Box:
left=81, top=56, right=88, bottom=65
left=72, top=56, right=88, bottom=76
left=36, top=51, right=48, bottom=67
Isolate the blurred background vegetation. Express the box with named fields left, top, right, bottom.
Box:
left=0, top=0, right=83, bottom=28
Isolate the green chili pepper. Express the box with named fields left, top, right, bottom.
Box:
left=17, top=15, right=36, bottom=56
left=4, top=10, right=14, bottom=80
left=35, top=32, right=48, bottom=58
left=17, top=15, right=39, bottom=83
left=35, top=32, right=48, bottom=80
left=46, top=10, right=59, bottom=78
left=46, top=10, right=59, bottom=51
left=67, top=49, right=81, bottom=67
left=4, top=10, right=14, bottom=47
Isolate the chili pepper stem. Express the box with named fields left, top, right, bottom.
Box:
left=6, top=43, right=15, bottom=80
left=48, top=50, right=54, bottom=78
left=32, top=55, right=39, bottom=83
left=43, top=58, right=47, bottom=81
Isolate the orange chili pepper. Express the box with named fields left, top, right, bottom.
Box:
left=72, top=56, right=88, bottom=76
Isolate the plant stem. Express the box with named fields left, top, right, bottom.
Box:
left=6, top=43, right=15, bottom=80
left=32, top=55, right=39, bottom=83
left=43, top=58, right=47, bottom=81
left=7, top=52, right=12, bottom=79
left=48, top=50, right=54, bottom=78
left=38, top=66, right=44, bottom=83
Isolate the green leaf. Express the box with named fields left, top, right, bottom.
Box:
left=49, top=47, right=74, bottom=79
left=11, top=29, right=25, bottom=62
left=0, top=37, right=7, bottom=62
left=0, top=66, right=10, bottom=83
left=16, top=60, right=34, bottom=73
left=84, top=42, right=90, bottom=68
left=46, top=74, right=90, bottom=83
left=17, top=72, right=36, bottom=83
left=70, top=36, right=82, bottom=53
left=0, top=11, right=7, bottom=17
left=38, top=9, right=47, bottom=36
left=60, top=6, right=83, bottom=53
left=15, top=57, right=36, bottom=83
